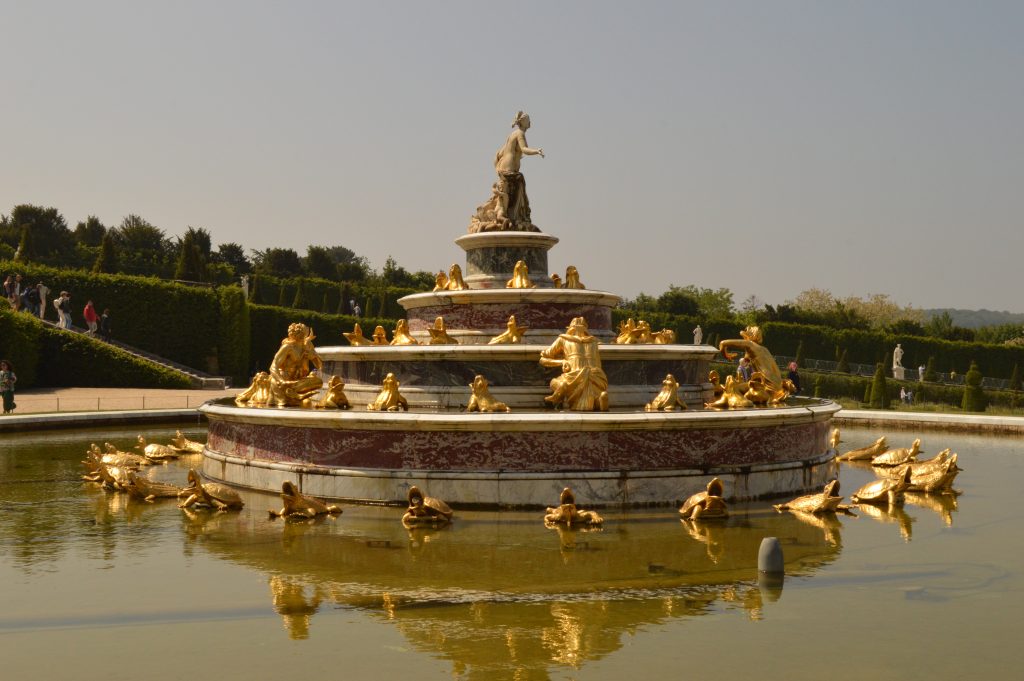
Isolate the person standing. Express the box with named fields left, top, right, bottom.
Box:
left=56, top=291, right=72, bottom=329
left=99, top=308, right=112, bottom=342
left=0, top=359, right=16, bottom=414
left=83, top=300, right=99, bottom=335
left=37, top=282, right=50, bottom=321
left=353, top=301, right=361, bottom=317
left=24, top=283, right=40, bottom=317
left=787, top=361, right=801, bottom=395
left=737, top=357, right=753, bottom=381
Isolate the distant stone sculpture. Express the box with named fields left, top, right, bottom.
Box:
left=693, top=325, right=703, bottom=345
left=237, top=323, right=323, bottom=407
left=892, top=344, right=905, bottom=379
left=469, top=111, right=544, bottom=233
left=540, top=317, right=609, bottom=411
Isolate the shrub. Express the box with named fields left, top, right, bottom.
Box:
left=836, top=348, right=849, bottom=373
left=961, top=362, right=987, bottom=412
left=217, top=287, right=250, bottom=384
left=869, top=363, right=889, bottom=409
left=0, top=305, right=41, bottom=387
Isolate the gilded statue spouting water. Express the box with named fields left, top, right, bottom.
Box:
left=315, top=376, right=350, bottom=409
left=390, top=319, right=420, bottom=346
left=446, top=263, right=468, bottom=291
left=488, top=314, right=528, bottom=345
left=427, top=316, right=459, bottom=345
left=469, top=111, right=544, bottom=233
left=837, top=436, right=888, bottom=462
left=367, top=373, right=409, bottom=412
left=169, top=431, right=204, bottom=454
left=236, top=323, right=324, bottom=408
left=466, top=375, right=510, bottom=413
left=343, top=323, right=373, bottom=346
left=402, top=486, right=453, bottom=527
left=433, top=270, right=448, bottom=291
left=704, top=375, right=753, bottom=410
left=679, top=478, right=728, bottom=520
left=269, top=481, right=343, bottom=519
left=708, top=370, right=725, bottom=398
left=645, top=374, right=686, bottom=411
left=371, top=326, right=388, bottom=345
left=540, top=317, right=609, bottom=411
left=179, top=469, right=245, bottom=511
left=544, top=487, right=603, bottom=527
left=718, top=326, right=795, bottom=405
left=506, top=260, right=535, bottom=288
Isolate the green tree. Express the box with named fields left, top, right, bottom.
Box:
left=924, top=356, right=937, bottom=382
left=174, top=228, right=207, bottom=281
left=14, top=226, right=34, bottom=261
left=869, top=363, right=890, bottom=409
left=73, top=216, right=107, bottom=247
left=305, top=246, right=338, bottom=280
left=655, top=287, right=699, bottom=315
left=212, top=242, right=251, bottom=276
left=253, top=248, right=303, bottom=277
left=670, top=285, right=734, bottom=319
left=961, top=362, right=987, bottom=412
left=794, top=340, right=805, bottom=368
left=92, top=232, right=119, bottom=273
left=0, top=205, right=74, bottom=262
left=813, top=375, right=822, bottom=398
left=292, top=279, right=310, bottom=309
left=862, top=382, right=872, bottom=404
left=113, top=215, right=171, bottom=275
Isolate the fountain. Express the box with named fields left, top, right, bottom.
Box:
left=200, top=114, right=839, bottom=507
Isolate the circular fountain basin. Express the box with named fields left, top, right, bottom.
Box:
left=199, top=398, right=840, bottom=508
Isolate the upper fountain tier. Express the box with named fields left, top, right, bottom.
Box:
left=399, top=231, right=621, bottom=344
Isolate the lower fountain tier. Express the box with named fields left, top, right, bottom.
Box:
left=198, top=400, right=840, bottom=508
left=397, top=289, right=622, bottom=344
left=319, top=344, right=719, bottom=409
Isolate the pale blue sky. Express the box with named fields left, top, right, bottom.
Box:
left=3, top=1, right=1022, bottom=311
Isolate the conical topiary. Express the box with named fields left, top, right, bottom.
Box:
left=863, top=382, right=872, bottom=405
left=869, top=363, right=889, bottom=409
left=813, top=375, right=822, bottom=398
left=277, top=284, right=289, bottom=307
left=836, top=348, right=850, bottom=373
left=1009, top=363, right=1021, bottom=393
left=961, top=361, right=987, bottom=412
left=321, top=292, right=331, bottom=314
left=924, top=356, right=937, bottom=382
left=794, top=340, right=805, bottom=369
left=292, top=279, right=309, bottom=309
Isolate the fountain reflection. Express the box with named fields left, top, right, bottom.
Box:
left=855, top=503, right=916, bottom=541
left=905, top=492, right=958, bottom=526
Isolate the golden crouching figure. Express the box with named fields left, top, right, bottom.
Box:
left=316, top=376, right=350, bottom=409
left=428, top=316, right=459, bottom=344
left=544, top=487, right=603, bottom=527
left=615, top=318, right=636, bottom=344
left=343, top=323, right=373, bottom=346
left=550, top=273, right=562, bottom=288
left=679, top=478, right=728, bottom=520
left=370, top=326, right=388, bottom=345
left=466, top=374, right=511, bottom=413
left=614, top=318, right=674, bottom=344
left=886, top=452, right=962, bottom=495
left=446, top=263, right=468, bottom=291
left=179, top=469, right=244, bottom=511
left=367, top=373, right=409, bottom=412
left=169, top=430, right=204, bottom=454
left=390, top=319, right=419, bottom=345
left=540, top=317, right=609, bottom=411
left=237, top=323, right=324, bottom=408
left=773, top=479, right=847, bottom=514
left=837, top=436, right=888, bottom=462
left=708, top=370, right=725, bottom=398
left=506, top=259, right=535, bottom=288
left=563, top=265, right=584, bottom=289
left=432, top=270, right=449, bottom=291
left=402, top=485, right=453, bottom=527
left=645, top=374, right=687, bottom=411
left=743, top=371, right=773, bottom=406
left=705, top=375, right=754, bottom=409
left=488, top=314, right=528, bottom=344
left=718, top=326, right=795, bottom=405
left=269, top=481, right=342, bottom=519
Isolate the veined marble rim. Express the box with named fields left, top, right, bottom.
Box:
left=318, top=343, right=720, bottom=361
left=454, top=231, right=560, bottom=250
left=398, top=288, right=622, bottom=308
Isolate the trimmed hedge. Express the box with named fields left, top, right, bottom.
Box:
left=247, top=304, right=398, bottom=373
left=246, top=273, right=421, bottom=319
left=0, top=306, right=191, bottom=389
left=217, top=287, right=250, bottom=383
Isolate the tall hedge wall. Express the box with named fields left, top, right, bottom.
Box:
left=247, top=304, right=398, bottom=375
left=0, top=306, right=191, bottom=389
left=247, top=273, right=420, bottom=318
left=217, top=287, right=250, bottom=383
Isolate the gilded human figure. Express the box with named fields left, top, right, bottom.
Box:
left=717, top=326, right=794, bottom=406
left=237, top=323, right=324, bottom=407
left=469, top=111, right=544, bottom=233
left=540, top=317, right=609, bottom=411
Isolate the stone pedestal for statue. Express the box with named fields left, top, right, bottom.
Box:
left=455, top=232, right=559, bottom=289
left=893, top=366, right=906, bottom=380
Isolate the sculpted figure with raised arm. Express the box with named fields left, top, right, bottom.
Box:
left=469, top=111, right=545, bottom=233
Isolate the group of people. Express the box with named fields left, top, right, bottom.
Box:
left=899, top=386, right=915, bottom=404
left=3, top=273, right=111, bottom=340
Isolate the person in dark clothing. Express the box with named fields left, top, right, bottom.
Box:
left=787, top=361, right=802, bottom=395
left=99, top=309, right=112, bottom=342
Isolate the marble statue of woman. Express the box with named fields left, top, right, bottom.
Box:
left=469, top=111, right=545, bottom=233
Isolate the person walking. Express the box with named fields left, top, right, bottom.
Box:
left=37, top=282, right=50, bottom=321
left=0, top=359, right=16, bottom=414
left=55, top=291, right=72, bottom=329
left=99, top=308, right=112, bottom=342
left=83, top=300, right=99, bottom=335
left=24, top=283, right=40, bottom=317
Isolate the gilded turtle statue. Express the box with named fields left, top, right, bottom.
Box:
left=871, top=438, right=922, bottom=467
left=269, top=481, right=342, bottom=519
left=401, top=485, right=453, bottom=527
left=103, top=442, right=152, bottom=466
left=168, top=430, right=204, bottom=454
left=125, top=471, right=184, bottom=502
left=679, top=478, right=728, bottom=520
left=837, top=436, right=888, bottom=462
left=773, top=479, right=847, bottom=514
left=179, top=469, right=244, bottom=511
left=851, top=466, right=912, bottom=506
left=543, top=487, right=603, bottom=527
left=135, top=435, right=179, bottom=462
left=889, top=454, right=962, bottom=495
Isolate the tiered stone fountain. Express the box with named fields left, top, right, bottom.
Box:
left=200, top=114, right=839, bottom=507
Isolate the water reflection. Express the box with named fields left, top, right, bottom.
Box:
left=854, top=503, right=916, bottom=541
left=905, top=491, right=958, bottom=526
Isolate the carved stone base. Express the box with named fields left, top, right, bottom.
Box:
left=454, top=231, right=559, bottom=289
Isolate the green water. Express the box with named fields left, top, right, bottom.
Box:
left=1, top=426, right=1021, bottom=680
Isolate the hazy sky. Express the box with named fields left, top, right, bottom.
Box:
left=3, top=1, right=1022, bottom=311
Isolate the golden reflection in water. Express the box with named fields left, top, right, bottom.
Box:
left=786, top=510, right=845, bottom=547
left=855, top=503, right=915, bottom=541
left=269, top=576, right=322, bottom=640
left=682, top=518, right=726, bottom=563
left=905, top=492, right=958, bottom=526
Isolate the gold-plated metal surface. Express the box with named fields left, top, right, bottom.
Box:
left=704, top=375, right=753, bottom=410
left=315, top=376, right=350, bottom=409
left=829, top=428, right=841, bottom=450
left=615, top=318, right=636, bottom=344
left=743, top=372, right=773, bottom=406
left=446, top=263, right=468, bottom=291
left=652, top=328, right=676, bottom=344
left=402, top=486, right=453, bottom=527
left=367, top=373, right=409, bottom=412
left=488, top=315, right=528, bottom=345
left=614, top=318, right=674, bottom=344
left=851, top=467, right=912, bottom=506
left=718, top=326, right=794, bottom=405
left=169, top=431, right=204, bottom=454
left=773, top=480, right=846, bottom=514
left=887, top=453, right=961, bottom=494
left=544, top=487, right=603, bottom=527
left=645, top=374, right=686, bottom=411
left=466, top=375, right=511, bottom=413
left=269, top=481, right=342, bottom=519
left=871, top=438, right=921, bottom=467
left=125, top=470, right=183, bottom=502
left=237, top=323, right=324, bottom=407
left=679, top=478, right=728, bottom=520
left=837, top=436, right=888, bottom=462
left=179, top=469, right=244, bottom=510
left=343, top=323, right=374, bottom=346
left=135, top=435, right=179, bottom=462
left=709, top=370, right=725, bottom=397
left=550, top=273, right=562, bottom=288
left=506, top=260, right=535, bottom=288
left=468, top=111, right=544, bottom=233
left=371, top=326, right=389, bottom=345
left=540, top=317, right=609, bottom=411
left=432, top=270, right=449, bottom=291
left=390, top=319, right=420, bottom=346
left=563, top=265, right=584, bottom=289
left=427, top=316, right=459, bottom=345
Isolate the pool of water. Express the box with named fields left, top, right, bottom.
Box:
left=1, top=425, right=1021, bottom=680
